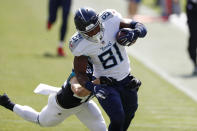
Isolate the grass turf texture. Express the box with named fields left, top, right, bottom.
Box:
left=1, top=0, right=197, bottom=131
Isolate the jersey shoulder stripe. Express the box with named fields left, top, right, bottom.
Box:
left=69, top=33, right=84, bottom=52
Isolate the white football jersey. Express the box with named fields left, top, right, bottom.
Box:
left=69, top=9, right=130, bottom=81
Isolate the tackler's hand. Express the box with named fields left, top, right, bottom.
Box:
left=85, top=81, right=109, bottom=100
left=93, top=85, right=109, bottom=100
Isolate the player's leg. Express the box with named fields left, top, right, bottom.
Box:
left=13, top=104, right=40, bottom=123
left=128, top=0, right=141, bottom=18
left=115, top=75, right=139, bottom=130
left=38, top=93, right=72, bottom=126
left=75, top=100, right=107, bottom=131
left=121, top=89, right=138, bottom=131
left=0, top=93, right=70, bottom=126
left=0, top=93, right=40, bottom=124
left=160, top=0, right=171, bottom=21
left=60, top=0, right=71, bottom=42
left=97, top=87, right=125, bottom=131
left=47, top=0, right=60, bottom=30
left=171, top=0, right=181, bottom=15
left=57, top=0, right=72, bottom=56
left=187, top=10, right=197, bottom=74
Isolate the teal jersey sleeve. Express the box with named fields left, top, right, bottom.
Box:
left=67, top=69, right=76, bottom=83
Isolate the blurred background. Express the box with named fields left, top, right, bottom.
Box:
left=0, top=0, right=197, bottom=130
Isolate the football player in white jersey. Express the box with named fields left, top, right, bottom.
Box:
left=69, top=7, right=147, bottom=131
left=0, top=63, right=107, bottom=131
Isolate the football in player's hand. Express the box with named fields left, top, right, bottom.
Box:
left=116, top=28, right=127, bottom=45
left=116, top=28, right=137, bottom=46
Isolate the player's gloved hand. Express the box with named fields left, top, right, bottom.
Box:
left=130, top=21, right=147, bottom=38
left=93, top=85, right=109, bottom=100
left=85, top=81, right=109, bottom=100
left=116, top=28, right=139, bottom=46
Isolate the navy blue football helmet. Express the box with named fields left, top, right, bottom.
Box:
left=74, top=7, right=104, bottom=42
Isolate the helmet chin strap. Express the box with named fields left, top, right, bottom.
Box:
left=89, top=22, right=104, bottom=43
left=92, top=32, right=103, bottom=43
left=94, top=25, right=104, bottom=43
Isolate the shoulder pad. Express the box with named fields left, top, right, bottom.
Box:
left=69, top=33, right=84, bottom=52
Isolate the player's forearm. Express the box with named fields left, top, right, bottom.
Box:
left=70, top=76, right=90, bottom=97
left=77, top=74, right=97, bottom=92
left=75, top=73, right=89, bottom=87
left=74, top=56, right=90, bottom=87
left=70, top=77, right=100, bottom=97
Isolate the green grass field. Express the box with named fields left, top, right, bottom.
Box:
left=1, top=0, right=197, bottom=131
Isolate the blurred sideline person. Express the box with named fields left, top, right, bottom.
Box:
left=69, top=7, right=147, bottom=131
left=127, top=0, right=141, bottom=18
left=47, top=0, right=72, bottom=56
left=186, top=0, right=197, bottom=75
left=160, top=0, right=181, bottom=21
left=0, top=64, right=107, bottom=131
left=154, top=0, right=161, bottom=7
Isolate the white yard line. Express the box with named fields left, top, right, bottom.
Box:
left=169, top=13, right=188, bottom=34
left=127, top=49, right=197, bottom=102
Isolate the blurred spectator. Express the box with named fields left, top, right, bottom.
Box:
left=160, top=0, right=181, bottom=21
left=47, top=0, right=72, bottom=56
left=154, top=0, right=161, bottom=7
left=127, top=0, right=142, bottom=18
left=186, top=0, right=197, bottom=75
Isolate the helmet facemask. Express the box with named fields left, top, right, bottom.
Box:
left=79, top=17, right=104, bottom=43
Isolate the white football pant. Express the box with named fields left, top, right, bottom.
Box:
left=13, top=93, right=107, bottom=131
